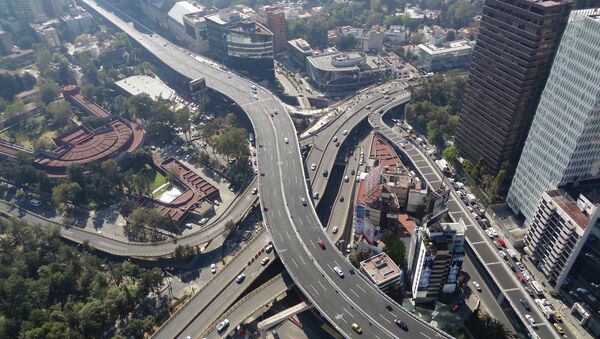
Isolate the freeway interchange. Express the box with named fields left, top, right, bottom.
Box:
left=80, top=0, right=449, bottom=338
left=66, top=1, right=559, bottom=339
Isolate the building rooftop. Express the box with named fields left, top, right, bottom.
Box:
left=115, top=75, right=175, bottom=101
left=168, top=1, right=205, bottom=26
left=360, top=252, right=402, bottom=285
left=547, top=190, right=594, bottom=229
left=287, top=38, right=313, bottom=54
left=308, top=52, right=390, bottom=72
left=418, top=40, right=473, bottom=55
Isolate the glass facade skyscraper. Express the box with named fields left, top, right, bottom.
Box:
left=507, top=8, right=600, bottom=224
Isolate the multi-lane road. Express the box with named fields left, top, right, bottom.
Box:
left=80, top=0, right=449, bottom=338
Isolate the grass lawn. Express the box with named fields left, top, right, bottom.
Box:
left=138, top=164, right=167, bottom=192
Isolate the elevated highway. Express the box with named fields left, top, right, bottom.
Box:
left=80, top=0, right=451, bottom=337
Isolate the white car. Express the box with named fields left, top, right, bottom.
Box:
left=472, top=281, right=482, bottom=291
left=333, top=266, right=344, bottom=277
left=313, top=192, right=319, bottom=199
left=210, top=263, right=217, bottom=274
left=216, top=319, right=229, bottom=333
left=265, top=244, right=274, bottom=253
left=332, top=226, right=339, bottom=234
left=485, top=229, right=494, bottom=239
left=301, top=197, right=307, bottom=205
left=261, top=257, right=270, bottom=266
left=311, top=163, right=316, bottom=170
left=344, top=175, right=349, bottom=182
left=284, top=137, right=289, bottom=143
left=498, top=250, right=507, bottom=259
left=343, top=130, right=348, bottom=135
left=235, top=273, right=245, bottom=283
left=491, top=228, right=499, bottom=237
left=525, top=314, right=536, bottom=326
left=252, top=187, right=258, bottom=195
left=332, top=136, right=338, bottom=143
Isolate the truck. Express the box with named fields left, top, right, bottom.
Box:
left=466, top=193, right=477, bottom=204
left=506, top=249, right=518, bottom=260
left=529, top=280, right=544, bottom=297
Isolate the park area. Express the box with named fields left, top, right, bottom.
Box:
left=0, top=114, right=60, bottom=149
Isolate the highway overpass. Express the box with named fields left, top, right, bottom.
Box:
left=80, top=0, right=451, bottom=338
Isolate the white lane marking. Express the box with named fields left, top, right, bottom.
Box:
left=279, top=233, right=284, bottom=242
left=277, top=209, right=282, bottom=218
left=420, top=332, right=432, bottom=339
left=318, top=280, right=327, bottom=292
left=286, top=231, right=291, bottom=240
left=310, top=285, right=320, bottom=296
left=355, top=284, right=366, bottom=293
left=298, top=255, right=306, bottom=265
left=378, top=314, right=391, bottom=324
left=504, top=288, right=521, bottom=292
left=485, top=261, right=502, bottom=266
left=350, top=289, right=360, bottom=298
left=291, top=257, right=299, bottom=268
left=470, top=241, right=486, bottom=245
left=343, top=307, right=354, bottom=318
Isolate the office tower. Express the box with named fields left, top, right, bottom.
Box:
left=263, top=6, right=287, bottom=54
left=507, top=8, right=600, bottom=223
left=455, top=0, right=571, bottom=173
left=524, top=189, right=600, bottom=290
left=11, top=0, right=45, bottom=23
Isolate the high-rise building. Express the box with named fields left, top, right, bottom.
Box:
left=507, top=8, right=600, bottom=223
left=11, top=0, right=45, bottom=23
left=456, top=0, right=571, bottom=173
left=407, top=218, right=466, bottom=303
left=262, top=6, right=287, bottom=54
left=524, top=189, right=600, bottom=290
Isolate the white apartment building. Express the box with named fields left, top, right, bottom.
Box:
left=507, top=8, right=600, bottom=224
left=524, top=190, right=600, bottom=291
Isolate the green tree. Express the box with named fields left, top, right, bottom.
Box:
left=336, top=35, right=357, bottom=51
left=383, top=235, right=406, bottom=266
left=52, top=181, right=83, bottom=208
left=37, top=78, right=60, bottom=104
left=466, top=310, right=515, bottom=339
left=443, top=146, right=458, bottom=165
left=46, top=100, right=73, bottom=127
left=349, top=248, right=373, bottom=268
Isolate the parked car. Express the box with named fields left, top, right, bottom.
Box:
left=211, top=263, right=217, bottom=274
left=525, top=314, right=536, bottom=326
left=472, top=281, right=482, bottom=291
left=519, top=298, right=531, bottom=311
left=216, top=319, right=229, bottom=333
left=261, top=257, right=269, bottom=266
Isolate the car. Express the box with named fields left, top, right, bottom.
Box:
left=211, top=263, right=217, bottom=274
left=311, top=163, right=316, bottom=170
left=216, top=319, right=229, bottom=333
left=366, top=105, right=372, bottom=110
left=251, top=85, right=257, bottom=91
left=394, top=319, right=408, bottom=331
left=252, top=187, right=258, bottom=195
left=335, top=141, right=340, bottom=147
left=334, top=266, right=344, bottom=277
left=525, top=314, right=536, bottom=326
left=265, top=244, right=274, bottom=253
left=491, top=229, right=499, bottom=237
left=472, top=281, right=482, bottom=291
left=519, top=298, right=531, bottom=311
left=273, top=109, right=278, bottom=115
left=253, top=94, right=258, bottom=100
left=301, top=197, right=307, bottom=205
left=525, top=286, right=535, bottom=297
left=378, top=108, right=384, bottom=114
left=343, top=129, right=348, bottom=135
left=340, top=196, right=345, bottom=202
left=332, top=226, right=338, bottom=234
left=213, top=200, right=220, bottom=206
left=261, top=257, right=269, bottom=265
left=269, top=112, right=274, bottom=117
left=516, top=262, right=526, bottom=271
left=355, top=175, right=360, bottom=182
left=323, top=170, right=328, bottom=177
left=313, top=191, right=319, bottom=199
left=317, top=240, right=326, bottom=249
left=333, top=136, right=338, bottom=142
left=344, top=175, right=349, bottom=182
left=499, top=250, right=507, bottom=259
left=185, top=223, right=193, bottom=229
left=351, top=323, right=362, bottom=334
left=485, top=229, right=494, bottom=239
left=554, top=311, right=563, bottom=322
left=236, top=274, right=245, bottom=283
left=346, top=244, right=352, bottom=254
left=284, top=137, right=289, bottom=143
left=28, top=198, right=41, bottom=207
left=553, top=323, right=564, bottom=335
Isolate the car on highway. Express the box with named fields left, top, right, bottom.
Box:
left=216, top=319, right=229, bottom=333
left=185, top=223, right=193, bottom=229
left=235, top=273, right=245, bottom=283
left=335, top=141, right=340, bottom=147
left=211, top=263, right=217, bottom=274
left=516, top=262, right=526, bottom=271
left=253, top=94, right=258, bottom=100
left=499, top=250, right=507, bottom=259
left=519, top=298, right=531, bottom=311
left=334, top=266, right=344, bottom=277
left=485, top=229, right=494, bottom=239
left=269, top=112, right=274, bottom=117
left=317, top=240, right=326, bottom=250
left=553, top=323, right=565, bottom=336
left=313, top=191, right=319, bottom=199
left=343, top=129, right=348, bottom=135
left=301, top=197, right=307, bottom=205
left=491, top=228, right=498, bottom=237
left=332, top=226, right=338, bottom=234
left=344, top=175, right=349, bottom=182
left=252, top=187, right=258, bottom=195
left=323, top=170, right=328, bottom=177
left=472, top=281, right=482, bottom=291
left=265, top=244, right=273, bottom=253
left=554, top=311, right=563, bottom=322
left=395, top=319, right=408, bottom=331
left=284, top=137, right=289, bottom=143
left=250, top=85, right=257, bottom=91
left=333, top=136, right=338, bottom=142
left=273, top=109, right=278, bottom=115
left=351, top=322, right=362, bottom=334
left=261, top=257, right=269, bottom=266
left=366, top=105, right=372, bottom=110
left=311, top=163, right=316, bottom=170
left=525, top=314, right=536, bottom=326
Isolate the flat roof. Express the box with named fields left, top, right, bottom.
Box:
left=418, top=40, right=472, bottom=56
left=168, top=1, right=205, bottom=26
left=547, top=190, right=592, bottom=229
left=360, top=252, right=402, bottom=285
left=115, top=75, right=175, bottom=101
left=308, top=52, right=389, bottom=72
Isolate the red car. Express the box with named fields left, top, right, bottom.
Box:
left=252, top=150, right=256, bottom=156
left=335, top=141, right=340, bottom=147
left=317, top=240, right=326, bottom=249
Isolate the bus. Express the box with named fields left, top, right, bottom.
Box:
left=529, top=280, right=544, bottom=297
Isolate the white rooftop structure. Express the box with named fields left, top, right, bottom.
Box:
left=115, top=75, right=175, bottom=101
left=168, top=1, right=205, bottom=26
